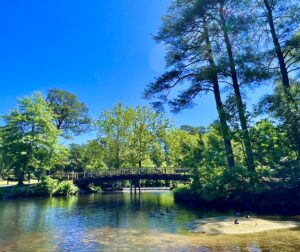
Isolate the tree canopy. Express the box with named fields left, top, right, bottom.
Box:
left=46, top=88, right=91, bottom=138
left=1, top=93, right=61, bottom=184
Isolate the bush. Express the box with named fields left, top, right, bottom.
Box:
left=34, top=177, right=58, bottom=196
left=0, top=177, right=79, bottom=199
left=54, top=181, right=78, bottom=196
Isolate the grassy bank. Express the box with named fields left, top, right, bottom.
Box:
left=0, top=177, right=78, bottom=199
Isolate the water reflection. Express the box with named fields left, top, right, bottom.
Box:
left=0, top=192, right=299, bottom=251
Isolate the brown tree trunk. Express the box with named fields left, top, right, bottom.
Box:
left=263, top=0, right=289, bottom=88
left=263, top=0, right=300, bottom=158
left=219, top=7, right=256, bottom=172
left=203, top=18, right=235, bottom=169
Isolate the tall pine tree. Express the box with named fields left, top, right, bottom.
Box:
left=144, top=0, right=236, bottom=169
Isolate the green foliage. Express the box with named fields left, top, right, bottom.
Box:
left=35, top=176, right=58, bottom=195
left=46, top=88, right=91, bottom=137
left=82, top=140, right=106, bottom=171
left=0, top=93, right=61, bottom=184
left=202, top=126, right=228, bottom=169
left=166, top=129, right=203, bottom=168
left=250, top=119, right=290, bottom=170
left=54, top=181, right=78, bottom=196
left=258, top=82, right=300, bottom=158
left=67, top=141, right=106, bottom=172
left=127, top=106, right=169, bottom=167
left=96, top=103, right=169, bottom=168
left=68, top=144, right=85, bottom=172
left=175, top=118, right=299, bottom=204
left=0, top=177, right=78, bottom=199
left=49, top=145, right=70, bottom=176
left=96, top=103, right=135, bottom=168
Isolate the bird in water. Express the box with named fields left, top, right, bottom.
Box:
left=234, top=219, right=239, bottom=224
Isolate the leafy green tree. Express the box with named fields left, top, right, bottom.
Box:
left=81, top=140, right=106, bottom=172
left=166, top=129, right=202, bottom=168
left=46, top=88, right=91, bottom=138
left=46, top=145, right=70, bottom=178
left=180, top=125, right=206, bottom=135
left=250, top=119, right=290, bottom=171
left=68, top=144, right=85, bottom=172
left=96, top=103, right=135, bottom=168
left=1, top=93, right=61, bottom=184
left=66, top=141, right=105, bottom=172
left=202, top=125, right=228, bottom=170
left=259, top=82, right=300, bottom=159
left=127, top=106, right=169, bottom=168
left=149, top=141, right=166, bottom=167
left=96, top=104, right=168, bottom=168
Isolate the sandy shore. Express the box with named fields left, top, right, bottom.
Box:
left=188, top=216, right=300, bottom=235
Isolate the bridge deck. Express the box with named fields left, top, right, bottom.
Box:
left=62, top=167, right=191, bottom=186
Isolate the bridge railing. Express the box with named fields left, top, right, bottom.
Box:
left=61, top=167, right=190, bottom=181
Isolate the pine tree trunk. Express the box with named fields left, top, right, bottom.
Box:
left=263, top=0, right=300, bottom=159
left=203, top=18, right=235, bottom=169
left=219, top=8, right=256, bottom=172
left=263, top=0, right=289, bottom=88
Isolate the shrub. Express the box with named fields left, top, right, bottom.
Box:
left=54, top=181, right=78, bottom=196
left=34, top=177, right=58, bottom=196
left=0, top=177, right=79, bottom=199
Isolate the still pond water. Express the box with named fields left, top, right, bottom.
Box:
left=0, top=192, right=299, bottom=252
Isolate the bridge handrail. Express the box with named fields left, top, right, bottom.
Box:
left=60, top=167, right=190, bottom=180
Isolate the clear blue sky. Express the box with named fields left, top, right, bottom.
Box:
left=0, top=0, right=272, bottom=144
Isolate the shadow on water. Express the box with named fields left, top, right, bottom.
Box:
left=0, top=192, right=299, bottom=251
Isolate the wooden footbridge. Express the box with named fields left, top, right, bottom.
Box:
left=62, top=167, right=191, bottom=191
